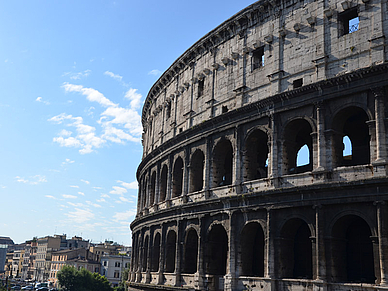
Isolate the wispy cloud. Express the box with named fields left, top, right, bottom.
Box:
left=62, top=158, right=75, bottom=166
left=15, top=175, right=47, bottom=185
left=110, top=186, right=127, bottom=195
left=81, top=179, right=90, bottom=185
left=70, top=185, right=79, bottom=189
left=117, top=180, right=138, bottom=190
left=113, top=209, right=136, bottom=222
left=148, top=69, right=161, bottom=76
left=63, top=194, right=77, bottom=199
left=49, top=83, right=142, bottom=154
left=65, top=208, right=95, bottom=224
left=104, top=71, right=123, bottom=82
left=45, top=195, right=56, bottom=199
left=36, top=97, right=50, bottom=105
left=63, top=70, right=91, bottom=80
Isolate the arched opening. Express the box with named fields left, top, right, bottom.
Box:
left=172, top=157, right=184, bottom=198
left=243, top=129, right=269, bottom=181
left=165, top=230, right=176, bottom=273
left=189, top=150, right=204, bottom=193
left=279, top=218, right=312, bottom=279
left=332, top=107, right=370, bottom=167
left=205, top=224, right=228, bottom=275
left=151, top=233, right=160, bottom=272
left=212, top=139, right=233, bottom=187
left=142, top=236, right=149, bottom=272
left=283, top=119, right=313, bottom=174
left=183, top=229, right=198, bottom=274
left=160, top=165, right=168, bottom=202
left=296, top=144, right=310, bottom=167
left=343, top=135, right=352, bottom=158
left=150, top=171, right=156, bottom=205
left=240, top=222, right=265, bottom=277
left=331, top=215, right=375, bottom=283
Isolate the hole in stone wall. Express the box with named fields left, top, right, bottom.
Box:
left=244, top=129, right=269, bottom=181
left=293, top=78, right=303, bottom=89
left=189, top=150, right=204, bottom=193
left=160, top=165, right=168, bottom=202
left=172, top=157, right=184, bottom=198
left=151, top=233, right=160, bottom=272
left=212, top=139, right=233, bottom=187
left=183, top=229, right=198, bottom=274
left=222, top=106, right=229, bottom=113
left=165, top=231, right=177, bottom=273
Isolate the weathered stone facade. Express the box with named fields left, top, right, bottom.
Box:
left=129, top=0, right=388, bottom=290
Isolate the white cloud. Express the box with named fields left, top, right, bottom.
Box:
left=70, top=185, right=79, bottom=189
left=45, top=195, right=56, bottom=199
left=81, top=179, right=90, bottom=185
left=110, top=186, right=127, bottom=195
left=86, top=201, right=102, bottom=208
left=50, top=83, right=142, bottom=154
left=148, top=69, right=161, bottom=76
left=62, top=158, right=75, bottom=166
left=63, top=194, right=77, bottom=199
left=117, top=180, right=138, bottom=190
left=63, top=70, right=91, bottom=80
left=104, top=71, right=123, bottom=82
left=101, top=194, right=110, bottom=198
left=65, top=208, right=95, bottom=224
left=124, top=88, right=142, bottom=110
left=119, top=196, right=130, bottom=203
left=113, top=209, right=136, bottom=222
left=97, top=198, right=106, bottom=203
left=78, top=192, right=85, bottom=196
left=36, top=97, right=50, bottom=105
left=15, top=175, right=47, bottom=185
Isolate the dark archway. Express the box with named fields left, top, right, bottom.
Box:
left=172, top=157, right=184, bottom=198
left=279, top=218, right=312, bottom=279
left=165, top=230, right=177, bottom=273
left=150, top=171, right=156, bottom=205
left=142, top=236, right=149, bottom=272
left=160, top=165, right=168, bottom=202
left=331, top=215, right=375, bottom=283
left=283, top=119, right=313, bottom=174
left=205, top=224, right=228, bottom=275
left=189, top=150, right=204, bottom=193
left=240, top=222, right=265, bottom=277
left=332, top=107, right=370, bottom=167
left=243, top=129, right=269, bottom=181
left=151, top=233, right=160, bottom=272
left=183, top=229, right=198, bottom=274
left=212, top=139, right=233, bottom=187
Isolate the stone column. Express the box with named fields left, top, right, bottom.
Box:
left=375, top=201, right=388, bottom=285
left=145, top=233, right=152, bottom=283
left=158, top=225, right=166, bottom=285
left=314, top=102, right=326, bottom=172
left=174, top=221, right=182, bottom=286
left=182, top=147, right=190, bottom=197
left=136, top=234, right=143, bottom=282
left=155, top=163, right=161, bottom=204
left=313, top=204, right=326, bottom=281
left=268, top=113, right=278, bottom=179
left=372, top=88, right=387, bottom=165
left=204, top=137, right=212, bottom=198
left=265, top=208, right=275, bottom=279
left=166, top=155, right=173, bottom=205
left=234, top=126, right=243, bottom=193
left=225, top=211, right=236, bottom=291
left=195, top=215, right=206, bottom=290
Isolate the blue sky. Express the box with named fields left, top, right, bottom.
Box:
left=0, top=1, right=255, bottom=245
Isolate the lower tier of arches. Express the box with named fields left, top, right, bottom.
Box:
left=129, top=180, right=388, bottom=291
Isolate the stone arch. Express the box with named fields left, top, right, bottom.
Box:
left=160, top=164, right=168, bottom=202
left=243, top=128, right=269, bottom=181
left=282, top=118, right=314, bottom=175
left=212, top=138, right=233, bottom=188
left=165, top=230, right=177, bottom=273
left=331, top=106, right=370, bottom=167
left=172, top=156, right=184, bottom=198
left=330, top=214, right=375, bottom=283
left=150, top=171, right=156, bottom=205
left=142, top=235, right=149, bottom=272
left=239, top=221, right=265, bottom=277
left=205, top=224, right=228, bottom=275
left=151, top=232, right=161, bottom=272
left=183, top=228, right=199, bottom=274
left=189, top=149, right=204, bottom=193
left=278, top=218, right=313, bottom=279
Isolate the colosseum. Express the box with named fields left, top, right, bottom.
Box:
left=129, top=0, right=388, bottom=290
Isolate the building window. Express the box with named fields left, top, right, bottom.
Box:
left=293, top=78, right=303, bottom=89
left=114, top=262, right=121, bottom=268
left=339, top=7, right=359, bottom=35
left=125, top=263, right=129, bottom=269
left=103, top=261, right=107, bottom=266
left=114, top=271, right=120, bottom=278
left=198, top=79, right=204, bottom=98
left=252, top=47, right=264, bottom=70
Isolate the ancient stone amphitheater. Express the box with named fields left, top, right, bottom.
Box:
left=129, top=0, right=388, bottom=290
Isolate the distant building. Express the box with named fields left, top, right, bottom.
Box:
left=12, top=249, right=25, bottom=278
left=100, top=255, right=130, bottom=287
left=21, top=241, right=37, bottom=281
left=35, top=235, right=64, bottom=282
left=49, top=248, right=100, bottom=287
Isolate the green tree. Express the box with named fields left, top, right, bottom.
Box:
left=113, top=267, right=129, bottom=291
left=57, top=265, right=112, bottom=291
